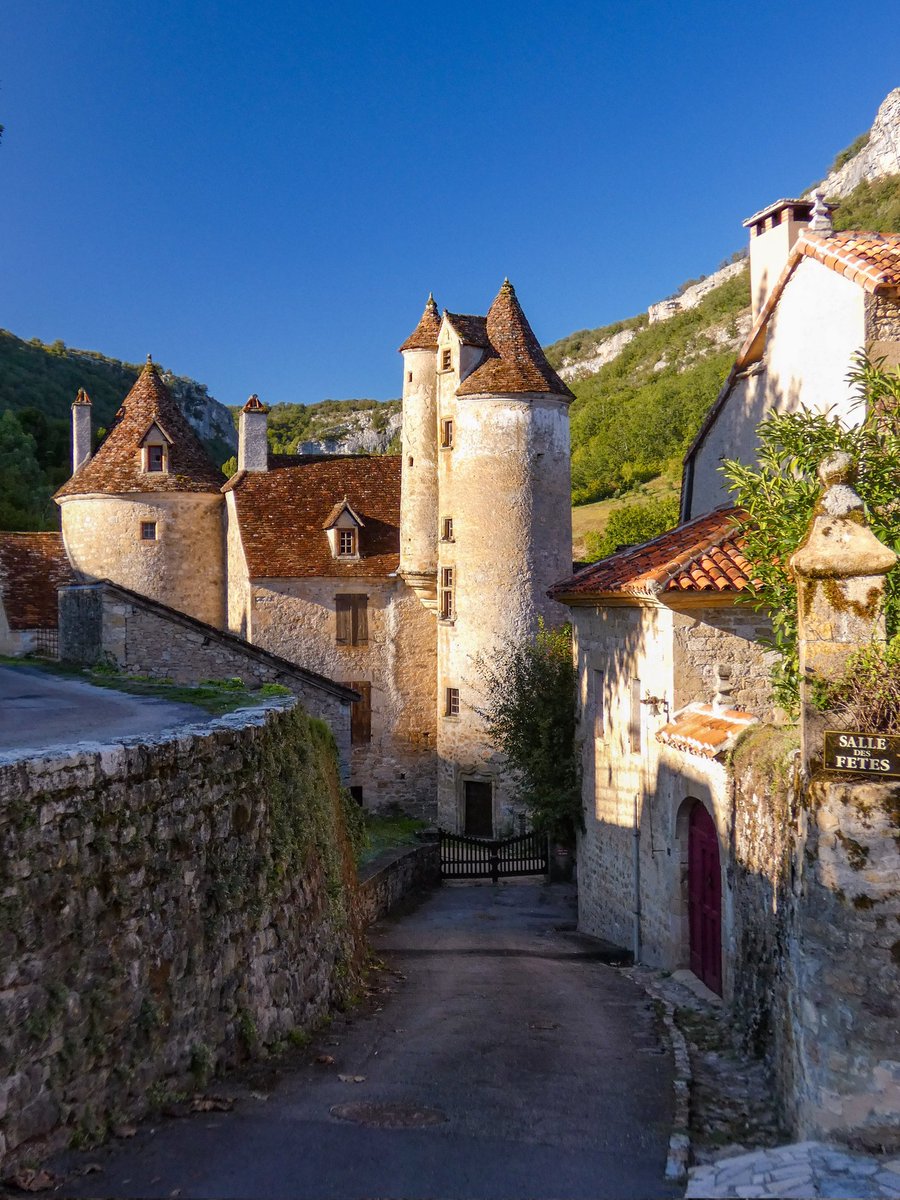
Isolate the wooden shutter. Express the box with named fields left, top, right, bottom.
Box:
left=349, top=681, right=371, bottom=744
left=336, top=595, right=352, bottom=643
left=352, top=595, right=368, bottom=645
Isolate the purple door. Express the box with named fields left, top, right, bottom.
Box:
left=688, top=804, right=722, bottom=995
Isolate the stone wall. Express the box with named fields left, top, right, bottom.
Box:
left=246, top=575, right=437, bottom=818
left=357, top=842, right=441, bottom=926
left=0, top=700, right=366, bottom=1172
left=57, top=581, right=355, bottom=777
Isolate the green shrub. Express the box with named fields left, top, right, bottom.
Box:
left=584, top=496, right=679, bottom=561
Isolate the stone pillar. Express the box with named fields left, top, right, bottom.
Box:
left=789, top=452, right=897, bottom=773
left=238, top=395, right=268, bottom=473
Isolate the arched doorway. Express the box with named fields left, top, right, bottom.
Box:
left=688, top=803, right=722, bottom=995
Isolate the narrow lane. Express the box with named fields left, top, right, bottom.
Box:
left=56, top=881, right=677, bottom=1199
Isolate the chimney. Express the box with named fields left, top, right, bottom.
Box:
left=71, top=388, right=92, bottom=473
left=743, top=197, right=818, bottom=320
left=238, top=394, right=269, bottom=472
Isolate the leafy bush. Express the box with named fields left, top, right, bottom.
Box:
left=831, top=173, right=900, bottom=236
left=477, top=622, right=581, bottom=843
left=831, top=131, right=870, bottom=174
left=584, top=496, right=679, bottom=560
left=722, top=354, right=900, bottom=711
left=814, top=637, right=900, bottom=734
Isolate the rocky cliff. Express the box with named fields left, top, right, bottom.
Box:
left=297, top=403, right=402, bottom=455
left=815, top=88, right=900, bottom=199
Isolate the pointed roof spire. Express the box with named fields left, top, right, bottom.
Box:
left=399, top=293, right=442, bottom=352
left=55, top=363, right=223, bottom=498
left=73, top=387, right=92, bottom=407
left=456, top=279, right=574, bottom=400
left=242, top=393, right=268, bottom=413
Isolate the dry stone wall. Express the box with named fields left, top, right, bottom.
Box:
left=0, top=701, right=365, bottom=1172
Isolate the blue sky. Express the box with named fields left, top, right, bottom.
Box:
left=2, top=2, right=899, bottom=406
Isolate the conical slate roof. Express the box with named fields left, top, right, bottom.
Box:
left=399, top=294, right=442, bottom=351
left=55, top=359, right=224, bottom=497
left=456, top=280, right=574, bottom=399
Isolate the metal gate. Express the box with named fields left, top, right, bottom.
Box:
left=439, top=829, right=548, bottom=882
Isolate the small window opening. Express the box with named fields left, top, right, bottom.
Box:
left=441, top=517, right=454, bottom=542
left=349, top=785, right=364, bottom=805
left=445, top=687, right=460, bottom=717
left=147, top=445, right=165, bottom=472
left=407, top=371, right=413, bottom=383
left=440, top=418, right=454, bottom=448
left=593, top=669, right=604, bottom=739
left=441, top=348, right=452, bottom=371
left=140, top=521, right=157, bottom=541
left=439, top=566, right=455, bottom=620
left=629, top=678, right=642, bottom=754
left=339, top=529, right=357, bottom=556
left=408, top=456, right=414, bottom=467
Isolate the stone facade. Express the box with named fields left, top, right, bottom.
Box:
left=245, top=576, right=437, bottom=815
left=57, top=581, right=356, bottom=777
left=59, top=492, right=226, bottom=629
left=0, top=700, right=366, bottom=1172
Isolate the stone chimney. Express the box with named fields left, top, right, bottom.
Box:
left=71, top=388, right=92, bottom=474
left=743, top=197, right=817, bottom=320
left=790, top=452, right=897, bottom=772
left=238, top=395, right=269, bottom=473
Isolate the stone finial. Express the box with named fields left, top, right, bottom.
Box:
left=808, top=190, right=834, bottom=235
left=713, top=664, right=734, bottom=713
left=791, top=455, right=896, bottom=579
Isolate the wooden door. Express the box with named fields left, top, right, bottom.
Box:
left=688, top=804, right=722, bottom=995
left=463, top=781, right=493, bottom=837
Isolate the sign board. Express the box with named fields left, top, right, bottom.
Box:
left=824, top=730, right=900, bottom=778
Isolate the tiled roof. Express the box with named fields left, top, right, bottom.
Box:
left=797, top=230, right=900, bottom=293
left=225, top=455, right=401, bottom=578
left=656, top=703, right=757, bottom=759
left=742, top=198, right=812, bottom=227
left=55, top=360, right=224, bottom=498
left=456, top=281, right=574, bottom=399
left=399, top=295, right=442, bottom=351
left=0, top=533, right=76, bottom=629
left=444, top=312, right=489, bottom=348
left=550, top=508, right=755, bottom=600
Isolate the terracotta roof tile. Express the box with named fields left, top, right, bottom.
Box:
left=55, top=360, right=224, bottom=499
left=656, top=703, right=757, bottom=759
left=399, top=295, right=442, bottom=351
left=550, top=508, right=756, bottom=600
left=0, top=533, right=76, bottom=629
left=456, top=281, right=574, bottom=400
left=73, top=388, right=92, bottom=407
left=242, top=394, right=268, bottom=413
left=225, top=455, right=400, bottom=578
left=797, top=230, right=900, bottom=293
left=444, top=312, right=490, bottom=348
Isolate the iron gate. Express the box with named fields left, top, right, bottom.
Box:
left=439, top=828, right=548, bottom=882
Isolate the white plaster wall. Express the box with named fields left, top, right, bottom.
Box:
left=245, top=575, right=437, bottom=816
left=58, top=493, right=226, bottom=629
left=688, top=259, right=867, bottom=519
left=224, top=491, right=252, bottom=639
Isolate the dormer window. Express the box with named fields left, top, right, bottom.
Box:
left=139, top=421, right=173, bottom=474
left=147, top=445, right=165, bottom=472
left=323, top=496, right=364, bottom=560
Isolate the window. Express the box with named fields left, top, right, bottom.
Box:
left=147, top=445, right=165, bottom=472
left=445, top=687, right=460, bottom=717
left=407, top=371, right=413, bottom=382
left=441, top=348, right=452, bottom=371
left=440, top=418, right=454, bottom=448
left=140, top=521, right=157, bottom=542
left=336, top=594, right=368, bottom=645
left=629, top=678, right=642, bottom=754
left=593, top=670, right=604, bottom=739
left=349, top=785, right=364, bottom=805
left=347, top=681, right=371, bottom=744
left=441, top=517, right=454, bottom=542
left=439, top=567, right=454, bottom=620
left=338, top=529, right=357, bottom=556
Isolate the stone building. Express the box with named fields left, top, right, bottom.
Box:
left=51, top=281, right=573, bottom=828
left=554, top=198, right=900, bottom=996
left=0, top=533, right=75, bottom=656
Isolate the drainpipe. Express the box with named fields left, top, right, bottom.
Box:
left=632, top=791, right=642, bottom=963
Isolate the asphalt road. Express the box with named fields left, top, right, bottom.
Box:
left=0, top=663, right=207, bottom=754
left=54, top=881, right=678, bottom=1200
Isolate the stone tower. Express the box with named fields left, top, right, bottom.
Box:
left=398, top=294, right=441, bottom=608
left=55, top=358, right=226, bottom=628
left=400, top=281, right=573, bottom=834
